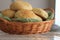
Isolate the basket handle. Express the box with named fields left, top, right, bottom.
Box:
left=0, top=18, right=9, bottom=23
left=44, top=8, right=54, bottom=13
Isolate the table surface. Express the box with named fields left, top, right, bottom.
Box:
left=0, top=24, right=60, bottom=40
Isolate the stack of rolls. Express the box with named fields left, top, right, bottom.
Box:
left=0, top=1, right=54, bottom=34
left=1, top=1, right=50, bottom=22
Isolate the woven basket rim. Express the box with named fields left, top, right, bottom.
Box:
left=11, top=19, right=54, bottom=24
left=0, top=17, right=54, bottom=24
left=0, top=8, right=55, bottom=24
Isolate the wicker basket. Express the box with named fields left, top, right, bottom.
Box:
left=0, top=8, right=54, bottom=34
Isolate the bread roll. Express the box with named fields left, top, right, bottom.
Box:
left=10, top=1, right=32, bottom=10
left=2, top=9, right=15, bottom=18
left=15, top=10, right=42, bottom=21
left=32, top=8, right=48, bottom=19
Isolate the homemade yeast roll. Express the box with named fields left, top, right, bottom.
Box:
left=2, top=9, right=15, bottom=18
left=15, top=10, right=42, bottom=21
left=10, top=1, right=32, bottom=10
left=32, top=8, right=48, bottom=19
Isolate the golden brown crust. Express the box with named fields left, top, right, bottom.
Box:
left=0, top=8, right=54, bottom=34
left=15, top=10, right=42, bottom=21
left=10, top=1, right=32, bottom=10
left=1, top=9, right=15, bottom=18
left=32, top=8, right=48, bottom=19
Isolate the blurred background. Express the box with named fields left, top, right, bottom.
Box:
left=1, top=0, right=60, bottom=26
left=0, top=0, right=55, bottom=10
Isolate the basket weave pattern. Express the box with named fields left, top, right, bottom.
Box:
left=0, top=8, right=54, bottom=34
left=0, top=18, right=54, bottom=34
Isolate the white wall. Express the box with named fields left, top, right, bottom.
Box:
left=0, top=0, right=53, bottom=11
left=0, top=0, right=12, bottom=11
left=23, top=0, right=50, bottom=8
left=55, top=0, right=60, bottom=26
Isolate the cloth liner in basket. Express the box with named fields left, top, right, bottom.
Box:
left=0, top=8, right=54, bottom=34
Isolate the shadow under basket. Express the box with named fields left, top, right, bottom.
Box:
left=0, top=18, right=54, bottom=34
